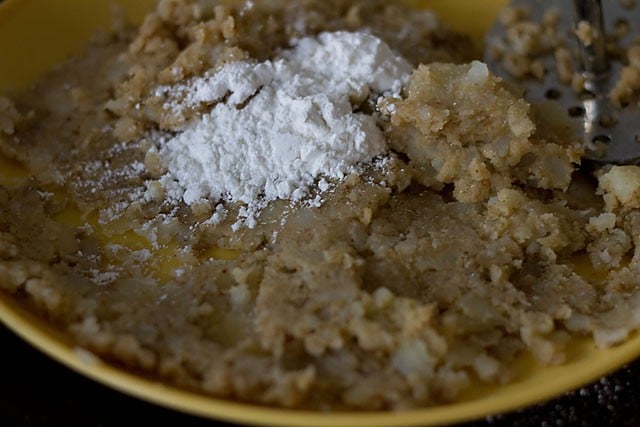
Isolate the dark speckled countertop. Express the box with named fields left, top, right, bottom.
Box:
left=1, top=323, right=639, bottom=426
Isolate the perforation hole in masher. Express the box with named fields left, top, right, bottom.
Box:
left=593, top=134, right=612, bottom=144
left=545, top=88, right=562, bottom=99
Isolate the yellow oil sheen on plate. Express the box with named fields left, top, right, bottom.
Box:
left=2, top=1, right=640, bottom=427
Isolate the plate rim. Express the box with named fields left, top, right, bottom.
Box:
left=3, top=291, right=640, bottom=427
left=2, top=0, right=640, bottom=425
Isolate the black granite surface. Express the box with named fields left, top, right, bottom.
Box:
left=1, top=323, right=639, bottom=427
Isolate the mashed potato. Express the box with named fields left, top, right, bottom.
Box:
left=1, top=0, right=640, bottom=411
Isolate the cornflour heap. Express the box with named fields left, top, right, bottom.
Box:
left=155, top=31, right=412, bottom=227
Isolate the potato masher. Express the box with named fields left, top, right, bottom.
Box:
left=485, top=0, right=640, bottom=164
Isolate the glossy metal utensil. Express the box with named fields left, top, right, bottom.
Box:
left=485, top=0, right=640, bottom=164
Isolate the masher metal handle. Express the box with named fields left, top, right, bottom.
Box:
left=573, top=0, right=608, bottom=76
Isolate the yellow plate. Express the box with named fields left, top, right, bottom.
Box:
left=2, top=1, right=640, bottom=426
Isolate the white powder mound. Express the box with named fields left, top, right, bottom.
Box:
left=154, top=31, right=412, bottom=228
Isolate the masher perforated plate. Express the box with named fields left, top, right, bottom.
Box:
left=485, top=0, right=640, bottom=164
